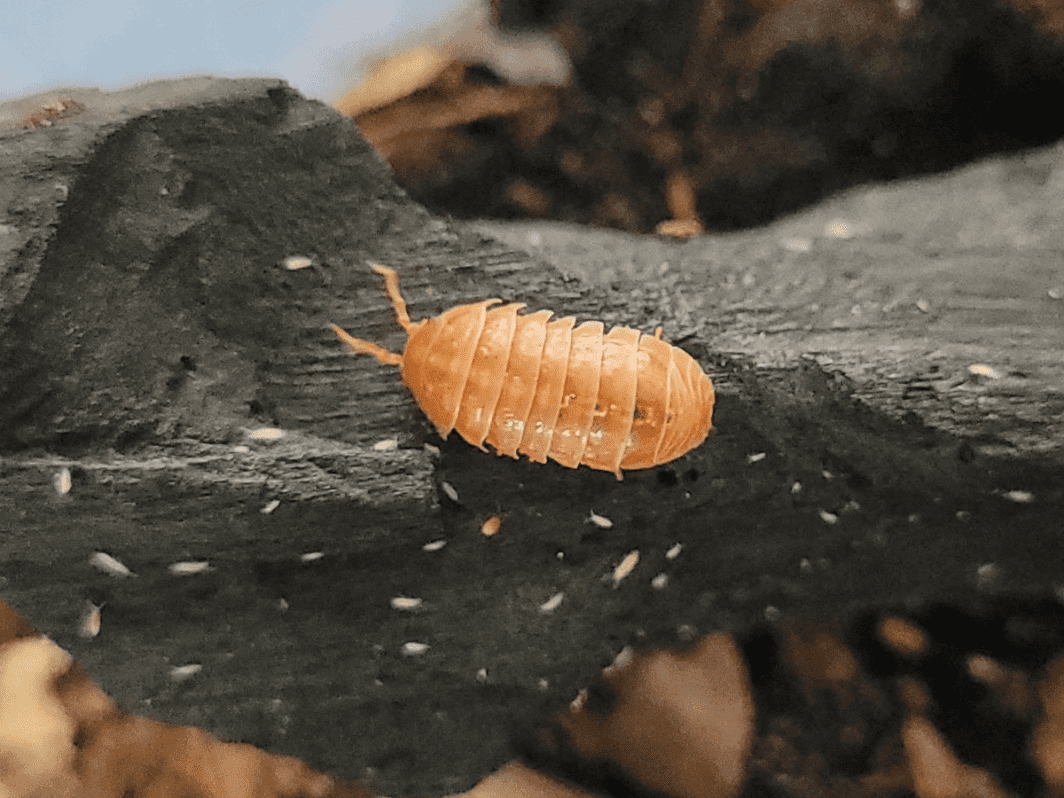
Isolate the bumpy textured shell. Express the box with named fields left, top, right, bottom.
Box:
left=332, top=265, right=714, bottom=479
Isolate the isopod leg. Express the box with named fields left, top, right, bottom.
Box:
left=331, top=324, right=404, bottom=367
left=369, top=263, right=420, bottom=336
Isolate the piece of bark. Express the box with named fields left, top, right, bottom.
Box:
left=0, top=77, right=616, bottom=508
left=469, top=134, right=1064, bottom=466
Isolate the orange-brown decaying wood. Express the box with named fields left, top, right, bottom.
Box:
left=331, top=264, right=714, bottom=479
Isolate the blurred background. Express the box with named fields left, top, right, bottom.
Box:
left=0, top=0, right=481, bottom=103
left=5, top=0, right=1064, bottom=234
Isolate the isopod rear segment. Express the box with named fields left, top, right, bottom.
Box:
left=331, top=264, right=714, bottom=479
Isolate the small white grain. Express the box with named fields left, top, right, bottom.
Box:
left=747, top=452, right=767, bottom=464
left=390, top=596, right=423, bottom=611
left=373, top=438, right=398, bottom=452
left=54, top=468, right=72, bottom=495
left=281, top=256, right=313, bottom=270
left=79, top=601, right=102, bottom=639
left=441, top=481, right=459, bottom=502
left=651, top=573, right=669, bottom=590
left=968, top=363, right=1002, bottom=380
left=261, top=499, right=281, bottom=514
left=538, top=592, right=564, bottom=613
left=168, top=561, right=211, bottom=576
left=824, top=219, right=852, bottom=239
left=89, top=552, right=136, bottom=578
left=588, top=511, right=613, bottom=529
left=665, top=543, right=683, bottom=560
left=611, top=550, right=640, bottom=588
left=300, top=551, right=325, bottom=563
left=247, top=427, right=285, bottom=441
left=170, top=664, right=203, bottom=682
left=400, top=642, right=430, bottom=656
left=422, top=540, right=447, bottom=552
left=976, top=563, right=999, bottom=587
left=1002, top=490, right=1034, bottom=504
left=818, top=509, right=838, bottom=525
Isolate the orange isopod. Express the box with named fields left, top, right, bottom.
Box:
left=331, top=264, right=715, bottom=479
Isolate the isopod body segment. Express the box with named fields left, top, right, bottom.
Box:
left=331, top=264, right=714, bottom=479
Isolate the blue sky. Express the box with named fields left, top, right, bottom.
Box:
left=1, top=0, right=466, bottom=102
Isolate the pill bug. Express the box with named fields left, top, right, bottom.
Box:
left=331, top=264, right=715, bottom=479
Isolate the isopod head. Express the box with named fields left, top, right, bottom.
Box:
left=332, top=264, right=714, bottom=478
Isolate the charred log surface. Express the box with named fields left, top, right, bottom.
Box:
left=349, top=0, right=1064, bottom=232
left=1, top=77, right=1063, bottom=796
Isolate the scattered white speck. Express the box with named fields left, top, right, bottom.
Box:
left=956, top=510, right=972, bottom=522
left=390, top=596, right=423, bottom=611
left=261, top=499, right=281, bottom=515
left=747, top=452, right=767, bottom=464
left=373, top=438, right=398, bottom=452
left=401, top=642, right=430, bottom=656
left=476, top=668, right=488, bottom=683
left=556, top=551, right=565, bottom=560
left=441, top=481, right=459, bottom=502
left=233, top=445, right=250, bottom=454
left=791, top=481, right=802, bottom=494
left=968, top=363, right=1002, bottom=380
left=570, top=688, right=587, bottom=711
left=247, top=428, right=285, bottom=442
left=168, top=561, right=211, bottom=576
left=539, top=592, right=564, bottom=613
left=764, top=605, right=782, bottom=622
left=818, top=509, right=838, bottom=525
left=170, top=664, right=203, bottom=682
left=611, top=550, right=640, bottom=588
left=781, top=237, right=812, bottom=253
left=89, top=552, right=136, bottom=578
left=54, top=468, right=72, bottom=495
left=1048, top=288, right=1061, bottom=300
left=538, top=678, right=550, bottom=691
left=300, top=551, right=325, bottom=563
left=423, top=443, right=441, bottom=457
left=79, top=601, right=102, bottom=639
left=822, top=470, right=834, bottom=480
left=1002, top=490, right=1034, bottom=504
left=481, top=515, right=502, bottom=537
left=528, top=232, right=542, bottom=247
left=588, top=511, right=613, bottom=529
left=976, top=563, right=999, bottom=587
left=799, top=558, right=813, bottom=574
left=824, top=219, right=853, bottom=239
left=843, top=500, right=861, bottom=513
left=605, top=647, right=633, bottom=674
left=422, top=539, right=447, bottom=552
left=651, top=573, right=669, bottom=590
left=281, top=256, right=313, bottom=270
left=278, top=598, right=289, bottom=611
left=665, top=543, right=683, bottom=560
left=677, top=624, right=697, bottom=641
left=915, top=299, right=932, bottom=313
